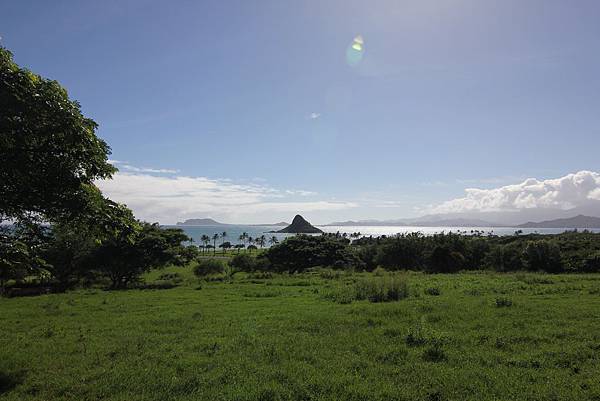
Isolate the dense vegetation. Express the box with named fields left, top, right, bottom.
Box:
left=232, top=231, right=600, bottom=275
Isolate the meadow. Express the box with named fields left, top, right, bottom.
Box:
left=2, top=267, right=600, bottom=401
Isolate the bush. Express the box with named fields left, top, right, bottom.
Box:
left=495, top=297, right=513, bottom=307
left=319, top=268, right=342, bottom=280
left=354, top=275, right=409, bottom=303
left=422, top=343, right=447, bottom=362
left=193, top=259, right=226, bottom=277
left=229, top=254, right=256, bottom=272
left=425, top=287, right=441, bottom=296
left=583, top=251, right=600, bottom=273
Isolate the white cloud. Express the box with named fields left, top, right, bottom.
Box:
left=108, top=160, right=179, bottom=174
left=308, top=112, right=321, bottom=120
left=120, top=164, right=180, bottom=174
left=431, top=171, right=600, bottom=214
left=97, top=172, right=356, bottom=224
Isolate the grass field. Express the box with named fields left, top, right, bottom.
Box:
left=2, top=268, right=600, bottom=401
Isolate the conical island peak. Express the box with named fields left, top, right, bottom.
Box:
left=277, top=215, right=323, bottom=234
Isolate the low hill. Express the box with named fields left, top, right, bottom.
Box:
left=277, top=215, right=323, bottom=233
left=517, top=214, right=600, bottom=228
left=176, top=218, right=226, bottom=226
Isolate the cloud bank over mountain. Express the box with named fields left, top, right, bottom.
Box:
left=431, top=171, right=600, bottom=214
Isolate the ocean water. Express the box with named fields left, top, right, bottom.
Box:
left=166, top=225, right=600, bottom=247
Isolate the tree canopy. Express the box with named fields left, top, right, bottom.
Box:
left=0, top=46, right=116, bottom=222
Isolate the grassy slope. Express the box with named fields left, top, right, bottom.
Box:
left=1, top=269, right=600, bottom=401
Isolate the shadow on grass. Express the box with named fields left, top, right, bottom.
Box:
left=0, top=370, right=24, bottom=394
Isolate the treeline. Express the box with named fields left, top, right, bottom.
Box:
left=226, top=232, right=600, bottom=274
left=0, top=218, right=196, bottom=293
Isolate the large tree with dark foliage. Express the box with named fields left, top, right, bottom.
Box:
left=0, top=46, right=115, bottom=223
left=265, top=235, right=361, bottom=272
left=93, top=223, right=189, bottom=289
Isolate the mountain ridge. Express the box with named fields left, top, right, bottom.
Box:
left=517, top=215, right=600, bottom=228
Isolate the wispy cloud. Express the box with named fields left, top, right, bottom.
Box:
left=308, top=112, right=321, bottom=120
left=97, top=172, right=355, bottom=224
left=108, top=160, right=179, bottom=174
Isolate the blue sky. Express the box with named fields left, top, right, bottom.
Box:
left=3, top=0, right=600, bottom=223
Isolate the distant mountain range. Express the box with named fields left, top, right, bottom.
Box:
left=326, top=201, right=600, bottom=228
left=517, top=215, right=600, bottom=228
left=326, top=214, right=600, bottom=229
left=326, top=218, right=503, bottom=227
left=176, top=218, right=288, bottom=226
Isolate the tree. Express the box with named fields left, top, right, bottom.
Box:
left=212, top=233, right=219, bottom=256
left=427, top=246, right=464, bottom=273
left=268, top=236, right=279, bottom=247
left=200, top=235, right=210, bottom=254
left=247, top=237, right=254, bottom=253
left=238, top=232, right=248, bottom=251
left=219, top=241, right=232, bottom=253
left=264, top=235, right=361, bottom=273
left=0, top=226, right=34, bottom=293
left=256, top=235, right=266, bottom=248
left=524, top=241, right=563, bottom=273
left=221, top=232, right=227, bottom=254
left=93, top=222, right=188, bottom=289
left=0, top=47, right=116, bottom=223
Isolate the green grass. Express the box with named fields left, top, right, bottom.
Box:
left=2, top=269, right=600, bottom=400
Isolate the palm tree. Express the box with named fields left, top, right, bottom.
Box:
left=201, top=235, right=210, bottom=254
left=221, top=231, right=227, bottom=254
left=256, top=235, right=266, bottom=248
left=268, top=236, right=278, bottom=247
left=239, top=232, right=248, bottom=251
left=247, top=236, right=254, bottom=253
left=212, top=233, right=219, bottom=256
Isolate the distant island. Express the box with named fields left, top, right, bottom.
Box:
left=517, top=215, right=600, bottom=229
left=275, top=215, right=323, bottom=234
left=176, top=218, right=288, bottom=227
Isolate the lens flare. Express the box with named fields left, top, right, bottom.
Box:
left=346, top=35, right=364, bottom=66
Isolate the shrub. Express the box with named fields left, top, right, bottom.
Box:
left=405, top=324, right=428, bottom=347
left=354, top=275, right=409, bottom=303
left=193, top=259, right=226, bottom=277
left=495, top=297, right=513, bottom=307
left=422, top=343, right=447, bottom=362
left=372, top=266, right=386, bottom=276
left=319, top=268, right=342, bottom=280
left=583, top=251, right=600, bottom=273
left=229, top=253, right=256, bottom=272
left=425, top=287, right=441, bottom=296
